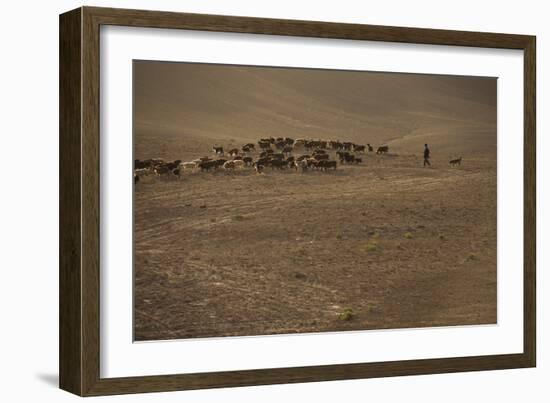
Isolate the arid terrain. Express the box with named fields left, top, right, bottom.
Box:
left=133, top=62, right=497, bottom=341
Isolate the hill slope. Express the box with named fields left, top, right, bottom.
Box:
left=134, top=61, right=496, bottom=159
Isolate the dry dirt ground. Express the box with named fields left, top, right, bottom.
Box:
left=134, top=151, right=496, bottom=341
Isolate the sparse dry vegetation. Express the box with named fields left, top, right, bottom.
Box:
left=134, top=153, right=497, bottom=340
left=339, top=308, right=355, bottom=321
left=365, top=240, right=379, bottom=253
left=133, top=61, right=497, bottom=341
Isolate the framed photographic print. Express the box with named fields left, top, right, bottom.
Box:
left=59, top=6, right=536, bottom=396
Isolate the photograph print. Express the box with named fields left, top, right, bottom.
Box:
left=133, top=61, right=497, bottom=341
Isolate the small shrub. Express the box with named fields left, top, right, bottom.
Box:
left=366, top=242, right=378, bottom=252
left=404, top=232, right=413, bottom=239
left=439, top=234, right=446, bottom=241
left=365, top=235, right=381, bottom=253
left=233, top=214, right=252, bottom=221
left=339, top=308, right=355, bottom=321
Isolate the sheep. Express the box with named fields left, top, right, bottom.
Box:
left=314, top=153, right=329, bottom=161
left=254, top=162, right=265, bottom=174
left=269, top=159, right=288, bottom=170
left=134, top=167, right=152, bottom=176
left=214, top=159, right=227, bottom=168
left=180, top=161, right=198, bottom=172
left=283, top=146, right=293, bottom=154
left=296, top=159, right=308, bottom=172
left=154, top=165, right=171, bottom=176
left=135, top=159, right=155, bottom=169
left=318, top=160, right=337, bottom=170
left=376, top=145, right=389, bottom=154
left=198, top=160, right=217, bottom=172
left=256, top=157, right=270, bottom=167
left=258, top=141, right=271, bottom=150
left=233, top=160, right=246, bottom=169
left=223, top=160, right=236, bottom=170
left=306, top=158, right=319, bottom=169
left=270, top=153, right=285, bottom=161
left=342, top=142, right=353, bottom=151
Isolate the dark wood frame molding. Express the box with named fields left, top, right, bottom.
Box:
left=59, top=6, right=536, bottom=396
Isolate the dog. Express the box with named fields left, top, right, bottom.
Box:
left=449, top=157, right=462, bottom=167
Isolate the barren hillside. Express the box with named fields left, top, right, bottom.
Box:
left=133, top=61, right=497, bottom=341
left=134, top=61, right=496, bottom=159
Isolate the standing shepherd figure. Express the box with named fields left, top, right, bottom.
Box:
left=423, top=143, right=431, bottom=167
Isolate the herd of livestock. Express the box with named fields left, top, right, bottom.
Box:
left=134, top=137, right=390, bottom=183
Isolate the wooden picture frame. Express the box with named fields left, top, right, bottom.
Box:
left=59, top=6, right=536, bottom=396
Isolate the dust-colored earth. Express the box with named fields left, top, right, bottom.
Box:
left=134, top=151, right=496, bottom=341
left=133, top=62, right=497, bottom=341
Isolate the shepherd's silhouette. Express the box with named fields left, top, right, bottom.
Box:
left=423, top=144, right=431, bottom=167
